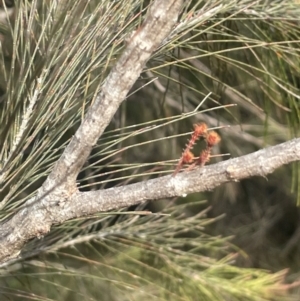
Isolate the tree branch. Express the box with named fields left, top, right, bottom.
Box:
left=37, top=0, right=183, bottom=199
left=59, top=137, right=300, bottom=216
left=0, top=0, right=183, bottom=264
left=0, top=138, right=299, bottom=265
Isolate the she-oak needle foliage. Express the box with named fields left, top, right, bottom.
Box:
left=0, top=0, right=299, bottom=300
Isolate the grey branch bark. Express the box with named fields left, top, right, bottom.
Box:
left=38, top=0, right=183, bottom=198
left=0, top=0, right=299, bottom=267
left=0, top=0, right=183, bottom=264
left=59, top=138, right=300, bottom=216
left=1, top=137, right=299, bottom=265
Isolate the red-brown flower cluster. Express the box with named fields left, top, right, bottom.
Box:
left=173, top=123, right=221, bottom=176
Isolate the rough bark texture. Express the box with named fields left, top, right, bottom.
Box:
left=0, top=0, right=299, bottom=267
left=0, top=0, right=184, bottom=264
left=1, top=137, right=299, bottom=265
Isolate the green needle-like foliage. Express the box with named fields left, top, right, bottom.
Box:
left=0, top=0, right=299, bottom=300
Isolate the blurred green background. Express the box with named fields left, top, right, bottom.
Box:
left=0, top=0, right=300, bottom=300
